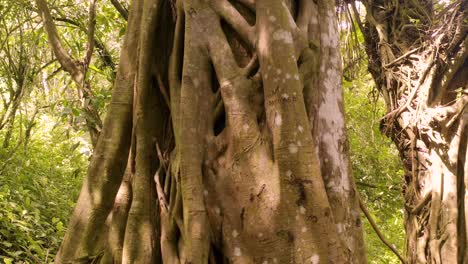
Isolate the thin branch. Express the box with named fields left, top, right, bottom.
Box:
left=156, top=73, right=171, bottom=108
left=84, top=0, right=97, bottom=67
left=53, top=16, right=116, bottom=71
left=36, top=0, right=83, bottom=83
left=360, top=197, right=407, bottom=264
left=383, top=47, right=421, bottom=68
left=408, top=192, right=432, bottom=214
left=110, top=0, right=128, bottom=20
left=242, top=53, right=258, bottom=76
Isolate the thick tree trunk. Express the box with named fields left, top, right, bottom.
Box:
left=357, top=0, right=467, bottom=262
left=51, top=0, right=366, bottom=263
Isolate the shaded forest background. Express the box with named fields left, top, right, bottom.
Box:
left=0, top=0, right=405, bottom=263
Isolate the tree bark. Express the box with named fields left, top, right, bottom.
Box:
left=36, top=0, right=102, bottom=147
left=52, top=0, right=366, bottom=263
left=357, top=0, right=467, bottom=262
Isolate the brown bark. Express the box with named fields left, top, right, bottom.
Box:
left=357, top=0, right=467, bottom=262
left=36, top=0, right=102, bottom=147
left=52, top=0, right=141, bottom=260
left=53, top=0, right=366, bottom=263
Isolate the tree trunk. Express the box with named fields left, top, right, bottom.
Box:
left=52, top=0, right=366, bottom=263
left=357, top=0, right=467, bottom=262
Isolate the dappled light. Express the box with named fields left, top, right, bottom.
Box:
left=0, top=0, right=465, bottom=263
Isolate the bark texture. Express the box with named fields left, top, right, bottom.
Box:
left=50, top=0, right=366, bottom=263
left=36, top=0, right=102, bottom=147
left=357, top=0, right=467, bottom=262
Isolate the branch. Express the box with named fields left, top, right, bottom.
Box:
left=36, top=0, right=83, bottom=83
left=359, top=197, right=407, bottom=264
left=211, top=0, right=255, bottom=49
left=408, top=192, right=431, bottom=215
left=110, top=0, right=128, bottom=20
left=84, top=0, right=97, bottom=67
left=383, top=47, right=421, bottom=68
left=236, top=0, right=255, bottom=11
left=53, top=16, right=116, bottom=71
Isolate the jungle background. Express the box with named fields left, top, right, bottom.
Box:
left=0, top=0, right=405, bottom=263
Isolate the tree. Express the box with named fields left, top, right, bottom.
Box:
left=355, top=0, right=467, bottom=262
left=38, top=0, right=366, bottom=263
left=36, top=0, right=104, bottom=147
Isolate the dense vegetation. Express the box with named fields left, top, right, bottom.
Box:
left=0, top=1, right=406, bottom=263
left=344, top=75, right=405, bottom=264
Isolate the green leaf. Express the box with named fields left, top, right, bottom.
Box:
left=89, top=65, right=104, bottom=74
left=56, top=221, right=64, bottom=232
left=1, top=241, right=12, bottom=248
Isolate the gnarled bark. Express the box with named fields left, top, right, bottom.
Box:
left=357, top=0, right=467, bottom=262
left=53, top=0, right=366, bottom=263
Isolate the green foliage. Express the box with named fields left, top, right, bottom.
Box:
left=0, top=1, right=121, bottom=262
left=0, top=118, right=88, bottom=263
left=344, top=73, right=406, bottom=264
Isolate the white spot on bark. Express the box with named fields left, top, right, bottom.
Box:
left=310, top=254, right=320, bottom=264
left=215, top=207, right=221, bottom=215
left=286, top=73, right=291, bottom=79
left=321, top=32, right=329, bottom=47
left=318, top=63, right=350, bottom=191
left=243, top=124, right=250, bottom=132
left=294, top=74, right=299, bottom=80
left=273, top=29, right=293, bottom=44
left=311, top=16, right=318, bottom=25
left=232, top=230, right=239, bottom=238
left=289, top=143, right=298, bottom=154
left=286, top=170, right=292, bottom=177
left=299, top=206, right=306, bottom=214
left=301, top=227, right=307, bottom=233
left=234, top=247, right=242, bottom=256
left=298, top=125, right=304, bottom=133
left=269, top=15, right=276, bottom=22
left=275, top=114, right=282, bottom=126
left=219, top=157, right=226, bottom=165
left=337, top=223, right=344, bottom=233
left=282, top=93, right=289, bottom=99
